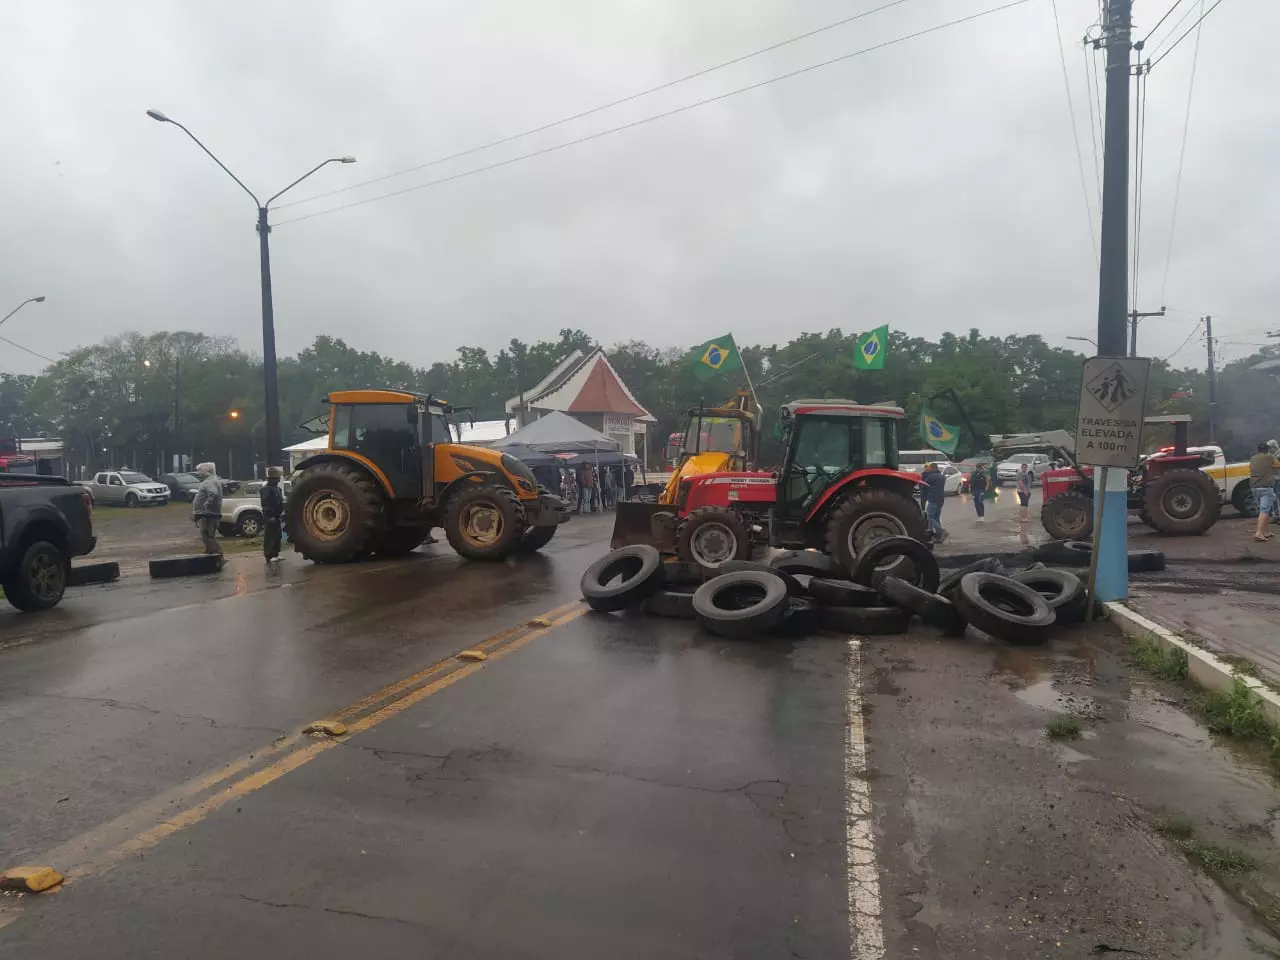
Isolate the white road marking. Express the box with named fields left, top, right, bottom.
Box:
left=845, top=638, right=885, bottom=959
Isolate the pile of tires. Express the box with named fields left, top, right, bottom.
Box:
left=1031, top=539, right=1165, bottom=572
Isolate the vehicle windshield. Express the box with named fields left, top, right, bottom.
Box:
left=120, top=472, right=153, bottom=484
left=682, top=416, right=743, bottom=455
left=1006, top=453, right=1040, bottom=463
left=173, top=473, right=198, bottom=483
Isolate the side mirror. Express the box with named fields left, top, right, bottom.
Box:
left=407, top=405, right=418, bottom=425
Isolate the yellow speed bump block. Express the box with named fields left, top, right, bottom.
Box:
left=302, top=719, right=348, bottom=737
left=527, top=617, right=553, bottom=628
left=457, top=649, right=489, bottom=662
left=1, top=866, right=64, bottom=893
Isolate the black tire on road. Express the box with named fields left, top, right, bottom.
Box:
left=938, top=557, right=1007, bottom=599
left=954, top=573, right=1055, bottom=645
left=3, top=540, right=69, bottom=611
left=149, top=554, right=223, bottom=579
left=807, top=577, right=882, bottom=608
left=714, top=559, right=803, bottom=597
left=692, top=571, right=790, bottom=638
left=445, top=484, right=527, bottom=561
left=1128, top=550, right=1166, bottom=573
left=67, top=561, right=121, bottom=587
left=675, top=507, right=750, bottom=572
left=217, top=521, right=236, bottom=538
left=1040, top=491, right=1093, bottom=541
left=581, top=545, right=664, bottom=612
left=818, top=604, right=912, bottom=636
left=514, top=524, right=557, bottom=554
left=1142, top=468, right=1221, bottom=536
left=643, top=589, right=697, bottom=620
left=1010, top=568, right=1087, bottom=623
left=878, top=575, right=961, bottom=631
left=852, top=535, right=940, bottom=593
left=376, top=526, right=429, bottom=557
left=287, top=461, right=386, bottom=563
left=1031, top=539, right=1094, bottom=567
left=770, top=597, right=822, bottom=637
left=769, top=549, right=839, bottom=579
left=826, top=487, right=930, bottom=577
left=1232, top=481, right=1259, bottom=518
left=236, top=511, right=264, bottom=538
left=661, top=560, right=706, bottom=588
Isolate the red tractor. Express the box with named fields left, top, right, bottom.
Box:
left=1000, top=415, right=1221, bottom=540
left=613, top=398, right=928, bottom=572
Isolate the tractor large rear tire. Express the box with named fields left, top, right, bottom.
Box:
left=1143, top=469, right=1220, bottom=536
left=444, top=484, right=527, bottom=560
left=287, top=461, right=386, bottom=564
left=1041, top=491, right=1093, bottom=541
left=826, top=487, right=929, bottom=577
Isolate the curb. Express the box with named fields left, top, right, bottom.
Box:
left=1103, top=601, right=1280, bottom=726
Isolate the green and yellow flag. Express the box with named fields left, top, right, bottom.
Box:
left=854, top=324, right=888, bottom=370
left=920, top=407, right=960, bottom=455
left=688, top=334, right=743, bottom=381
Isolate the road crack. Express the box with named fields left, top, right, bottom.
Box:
left=234, top=893, right=435, bottom=930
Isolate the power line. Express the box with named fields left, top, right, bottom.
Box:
left=1146, top=0, right=1203, bottom=51
left=1162, top=318, right=1202, bottom=361
left=275, top=0, right=919, bottom=211
left=1081, top=36, right=1103, bottom=210
left=1157, top=0, right=1203, bottom=304
left=1050, top=0, right=1097, bottom=267
left=1130, top=62, right=1148, bottom=311
left=1142, top=0, right=1189, bottom=44
left=0, top=335, right=57, bottom=364
left=1150, top=0, right=1224, bottom=69
left=276, top=0, right=1037, bottom=227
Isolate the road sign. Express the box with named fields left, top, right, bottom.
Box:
left=1075, top=356, right=1151, bottom=468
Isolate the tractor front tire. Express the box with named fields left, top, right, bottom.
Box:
left=445, top=484, right=527, bottom=561
left=287, top=461, right=386, bottom=563
left=826, top=487, right=929, bottom=576
left=1041, top=491, right=1093, bottom=540
left=1143, top=469, right=1220, bottom=536
left=675, top=507, right=750, bottom=573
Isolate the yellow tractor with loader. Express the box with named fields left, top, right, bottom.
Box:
left=286, top=389, right=570, bottom=563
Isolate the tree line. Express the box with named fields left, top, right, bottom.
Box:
left=3, top=325, right=1275, bottom=477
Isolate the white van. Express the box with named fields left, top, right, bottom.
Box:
left=898, top=449, right=951, bottom=473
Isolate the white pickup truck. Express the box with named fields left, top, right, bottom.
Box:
left=218, top=481, right=291, bottom=538
left=80, top=470, right=171, bottom=507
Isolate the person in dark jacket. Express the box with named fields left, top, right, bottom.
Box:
left=968, top=463, right=988, bottom=521
left=260, top=467, right=285, bottom=563
left=920, top=462, right=948, bottom=543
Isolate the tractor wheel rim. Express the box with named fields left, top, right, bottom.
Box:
left=848, top=511, right=909, bottom=573
left=1165, top=486, right=1198, bottom=518
left=304, top=492, right=350, bottom=541
left=460, top=502, right=502, bottom=547
left=690, top=522, right=737, bottom=567
left=29, top=552, right=62, bottom=601
left=1058, top=503, right=1089, bottom=535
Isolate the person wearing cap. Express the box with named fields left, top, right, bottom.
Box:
left=191, top=461, right=225, bottom=565
left=260, top=467, right=285, bottom=563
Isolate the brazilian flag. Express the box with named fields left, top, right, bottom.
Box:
left=689, top=334, right=743, bottom=381
left=920, top=407, right=960, bottom=455
left=854, top=325, right=888, bottom=370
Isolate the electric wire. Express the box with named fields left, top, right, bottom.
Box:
left=1081, top=35, right=1103, bottom=209
left=1141, top=0, right=1189, bottom=44
left=0, top=335, right=57, bottom=364
left=275, top=0, right=1037, bottom=227
left=1158, top=0, right=1203, bottom=304
left=274, top=0, right=919, bottom=211
left=1050, top=0, right=1098, bottom=266
left=1162, top=318, right=1202, bottom=361
left=1130, top=61, right=1148, bottom=313
left=1149, top=0, right=1223, bottom=68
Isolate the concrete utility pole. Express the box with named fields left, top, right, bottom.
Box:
left=1204, top=315, right=1217, bottom=441
left=1093, top=0, right=1134, bottom=602
left=1128, top=306, right=1166, bottom=356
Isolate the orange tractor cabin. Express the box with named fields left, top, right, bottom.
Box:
left=615, top=399, right=928, bottom=573
left=286, top=389, right=570, bottom=564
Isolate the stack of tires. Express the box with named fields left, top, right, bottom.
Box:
left=581, top=537, right=1095, bottom=645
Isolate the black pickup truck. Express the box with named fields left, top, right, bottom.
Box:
left=0, top=475, right=96, bottom=611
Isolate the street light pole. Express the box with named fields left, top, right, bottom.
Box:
left=145, top=109, right=354, bottom=468
left=0, top=296, right=46, bottom=329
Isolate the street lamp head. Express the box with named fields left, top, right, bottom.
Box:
left=339, top=156, right=357, bottom=164
left=32, top=296, right=45, bottom=303
left=146, top=109, right=171, bottom=123
left=229, top=410, right=241, bottom=420
left=143, top=359, right=153, bottom=368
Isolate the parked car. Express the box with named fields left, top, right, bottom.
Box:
left=82, top=470, right=171, bottom=507
left=0, top=474, right=96, bottom=610
left=158, top=472, right=201, bottom=501
left=942, top=464, right=965, bottom=495
left=995, top=452, right=1054, bottom=486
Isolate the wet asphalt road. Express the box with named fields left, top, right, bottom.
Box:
left=2, top=511, right=1278, bottom=957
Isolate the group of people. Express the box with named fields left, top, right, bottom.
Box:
left=190, top=461, right=286, bottom=566
left=918, top=459, right=1033, bottom=543
left=559, top=464, right=632, bottom=513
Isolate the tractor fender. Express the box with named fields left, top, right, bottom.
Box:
left=805, top=469, right=921, bottom=523
left=293, top=452, right=392, bottom=495
left=434, top=470, right=506, bottom=509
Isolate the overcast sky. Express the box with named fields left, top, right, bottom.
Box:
left=1, top=0, right=1274, bottom=377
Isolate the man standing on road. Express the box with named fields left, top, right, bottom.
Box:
left=601, top=466, right=616, bottom=510
left=968, top=463, right=988, bottom=521
left=921, top=462, right=948, bottom=543
left=260, top=467, right=285, bottom=563
left=191, top=461, right=224, bottom=566
left=1249, top=443, right=1277, bottom=542
left=1016, top=462, right=1033, bottom=527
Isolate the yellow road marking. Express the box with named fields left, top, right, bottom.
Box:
left=13, top=599, right=586, bottom=895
